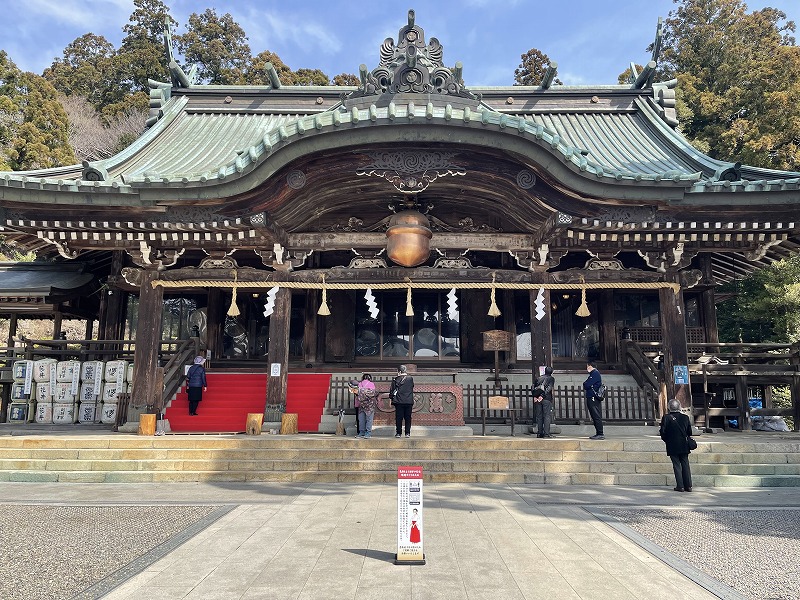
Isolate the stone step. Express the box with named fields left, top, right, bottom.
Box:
left=1, top=434, right=798, bottom=486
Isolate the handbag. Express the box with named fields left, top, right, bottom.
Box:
left=687, top=436, right=698, bottom=450
left=594, top=383, right=606, bottom=400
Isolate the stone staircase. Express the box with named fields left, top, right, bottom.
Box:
left=0, top=433, right=799, bottom=486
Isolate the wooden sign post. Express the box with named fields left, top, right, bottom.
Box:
left=483, top=330, right=512, bottom=385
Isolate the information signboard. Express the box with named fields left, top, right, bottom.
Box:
left=395, top=466, right=425, bottom=565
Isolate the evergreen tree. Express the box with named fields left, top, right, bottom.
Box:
left=658, top=0, right=800, bottom=170
left=175, top=9, right=252, bottom=85
left=332, top=73, right=360, bottom=86
left=0, top=51, right=75, bottom=171
left=43, top=33, right=123, bottom=109
left=118, top=0, right=177, bottom=93
left=514, top=48, right=561, bottom=86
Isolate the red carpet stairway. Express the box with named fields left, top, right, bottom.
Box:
left=165, top=373, right=331, bottom=433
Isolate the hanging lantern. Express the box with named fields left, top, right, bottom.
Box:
left=386, top=210, right=432, bottom=267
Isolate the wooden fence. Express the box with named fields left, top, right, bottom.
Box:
left=326, top=377, right=657, bottom=424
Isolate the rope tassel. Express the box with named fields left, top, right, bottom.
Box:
left=405, top=283, right=414, bottom=316
left=318, top=275, right=331, bottom=316
left=488, top=273, right=501, bottom=317
left=575, top=287, right=591, bottom=317
left=227, top=271, right=240, bottom=316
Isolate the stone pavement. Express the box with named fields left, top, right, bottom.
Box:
left=4, top=482, right=797, bottom=599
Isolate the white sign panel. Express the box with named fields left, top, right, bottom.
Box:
left=396, top=466, right=425, bottom=564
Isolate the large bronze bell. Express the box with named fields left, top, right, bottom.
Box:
left=386, top=210, right=432, bottom=267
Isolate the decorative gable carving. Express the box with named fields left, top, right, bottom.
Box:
left=346, top=10, right=475, bottom=100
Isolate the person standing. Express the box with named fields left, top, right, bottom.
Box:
left=583, top=361, right=604, bottom=439
left=534, top=366, right=555, bottom=438
left=391, top=364, right=415, bottom=438
left=659, top=398, right=694, bottom=492
left=186, top=356, right=207, bottom=416
left=356, top=373, right=378, bottom=438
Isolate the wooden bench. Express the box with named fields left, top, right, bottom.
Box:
left=480, top=395, right=523, bottom=436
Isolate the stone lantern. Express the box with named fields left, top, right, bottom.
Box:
left=386, top=210, right=432, bottom=267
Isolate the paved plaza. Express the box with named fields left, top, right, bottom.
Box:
left=2, top=481, right=797, bottom=600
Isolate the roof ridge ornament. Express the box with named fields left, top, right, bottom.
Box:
left=346, top=9, right=475, bottom=100
left=163, top=17, right=198, bottom=89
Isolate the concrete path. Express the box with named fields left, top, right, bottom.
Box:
left=5, top=482, right=796, bottom=599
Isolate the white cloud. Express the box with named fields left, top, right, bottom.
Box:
left=241, top=8, right=342, bottom=57
left=23, top=0, right=132, bottom=29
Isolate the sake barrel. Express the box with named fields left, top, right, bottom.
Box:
left=53, top=382, right=75, bottom=404
left=11, top=382, right=35, bottom=401
left=56, top=360, right=80, bottom=383
left=12, top=360, right=33, bottom=382
left=35, top=382, right=52, bottom=403
left=104, top=360, right=128, bottom=383
left=33, top=359, right=57, bottom=383
left=100, top=402, right=118, bottom=424
left=35, top=401, right=53, bottom=424
left=52, top=402, right=76, bottom=424
left=80, top=360, right=104, bottom=383
left=77, top=401, right=97, bottom=423
left=78, top=383, right=99, bottom=404
left=7, top=402, right=28, bottom=422
left=100, top=381, right=124, bottom=404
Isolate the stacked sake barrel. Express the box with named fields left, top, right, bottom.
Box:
left=77, top=361, right=104, bottom=423
left=33, top=359, right=58, bottom=423
left=52, top=360, right=81, bottom=424
left=99, top=360, right=129, bottom=425
left=9, top=360, right=36, bottom=423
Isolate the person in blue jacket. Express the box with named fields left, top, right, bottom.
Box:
left=186, top=356, right=208, bottom=416
left=583, top=361, right=604, bottom=439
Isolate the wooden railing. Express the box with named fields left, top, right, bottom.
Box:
left=623, top=340, right=661, bottom=392
left=0, top=338, right=200, bottom=423
left=325, top=376, right=657, bottom=424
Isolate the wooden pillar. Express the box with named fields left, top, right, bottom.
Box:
left=206, top=288, right=222, bottom=360
left=699, top=255, right=719, bottom=344
left=303, top=290, right=320, bottom=365
left=599, top=290, right=618, bottom=366
left=52, top=311, right=63, bottom=338
left=265, top=275, right=291, bottom=414
left=130, top=269, right=164, bottom=409
left=84, top=319, right=93, bottom=341
left=99, top=251, right=125, bottom=340
left=7, top=313, right=17, bottom=348
left=529, top=274, right=552, bottom=382
left=503, top=290, right=517, bottom=366
left=659, top=283, right=691, bottom=410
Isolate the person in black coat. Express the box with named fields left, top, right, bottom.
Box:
left=583, top=361, right=604, bottom=439
left=390, top=364, right=415, bottom=437
left=534, top=366, right=555, bottom=437
left=659, top=398, right=694, bottom=492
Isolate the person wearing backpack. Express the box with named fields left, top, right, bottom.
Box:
left=186, top=355, right=207, bottom=416
left=534, top=366, right=555, bottom=437
left=659, top=398, right=694, bottom=492
left=583, top=361, right=604, bottom=439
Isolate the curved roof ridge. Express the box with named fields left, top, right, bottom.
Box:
left=633, top=97, right=731, bottom=178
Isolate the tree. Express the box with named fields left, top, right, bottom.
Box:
left=0, top=51, right=75, bottom=171
left=658, top=0, right=799, bottom=170
left=332, top=73, right=360, bottom=86
left=43, top=33, right=123, bottom=109
left=118, top=0, right=177, bottom=92
left=514, top=48, right=561, bottom=86
left=717, top=256, right=800, bottom=343
left=175, top=9, right=252, bottom=84
left=243, top=50, right=294, bottom=86
left=292, top=68, right=330, bottom=86
left=60, top=94, right=147, bottom=162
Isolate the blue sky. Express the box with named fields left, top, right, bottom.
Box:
left=3, top=0, right=798, bottom=86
